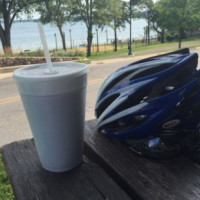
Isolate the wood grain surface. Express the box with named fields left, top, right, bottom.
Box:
left=84, top=120, right=200, bottom=200
left=2, top=139, right=131, bottom=200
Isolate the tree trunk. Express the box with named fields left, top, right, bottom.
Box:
left=190, top=30, right=193, bottom=37
left=58, top=25, right=66, bottom=52
left=178, top=27, right=182, bottom=49
left=152, top=22, right=165, bottom=44
left=114, top=18, right=117, bottom=52
left=1, top=36, right=12, bottom=55
left=147, top=27, right=150, bottom=45
left=114, top=28, right=117, bottom=52
left=147, top=11, right=150, bottom=45
left=0, top=0, right=12, bottom=55
left=0, top=8, right=13, bottom=55
left=160, top=30, right=165, bottom=43
left=87, top=26, right=93, bottom=57
left=0, top=28, right=13, bottom=55
left=145, top=27, right=148, bottom=45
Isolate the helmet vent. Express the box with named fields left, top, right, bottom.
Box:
left=129, top=63, right=175, bottom=81
left=112, top=86, right=152, bottom=114
left=102, top=70, right=139, bottom=94
left=96, top=93, right=120, bottom=118
left=100, top=121, right=135, bottom=134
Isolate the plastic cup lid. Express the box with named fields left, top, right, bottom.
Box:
left=13, top=62, right=88, bottom=81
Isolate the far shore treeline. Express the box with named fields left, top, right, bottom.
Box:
left=0, top=19, right=40, bottom=23
left=0, top=0, right=200, bottom=56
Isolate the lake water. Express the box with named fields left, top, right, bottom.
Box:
left=0, top=19, right=156, bottom=52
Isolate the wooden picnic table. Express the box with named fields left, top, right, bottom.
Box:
left=2, top=119, right=200, bottom=200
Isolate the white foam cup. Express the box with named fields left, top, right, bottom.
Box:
left=13, top=62, right=88, bottom=172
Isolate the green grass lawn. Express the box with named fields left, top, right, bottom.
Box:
left=1, top=37, right=199, bottom=60
left=88, top=38, right=200, bottom=60
left=0, top=150, right=14, bottom=200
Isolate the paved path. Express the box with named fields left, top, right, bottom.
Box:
left=0, top=47, right=200, bottom=147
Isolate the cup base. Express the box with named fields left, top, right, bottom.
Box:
left=41, top=160, right=83, bottom=173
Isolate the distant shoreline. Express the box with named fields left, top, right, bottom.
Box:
left=13, top=19, right=40, bottom=23
left=0, top=19, right=40, bottom=23
left=0, top=19, right=154, bottom=52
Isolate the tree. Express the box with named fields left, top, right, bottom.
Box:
left=97, top=0, right=128, bottom=51
left=160, top=0, right=188, bottom=49
left=139, top=0, right=154, bottom=45
left=136, top=0, right=166, bottom=43
left=0, top=0, right=46, bottom=55
left=71, top=0, right=109, bottom=57
left=151, top=2, right=167, bottom=43
left=37, top=0, right=71, bottom=51
left=153, top=0, right=200, bottom=49
left=105, top=0, right=128, bottom=52
left=184, top=0, right=200, bottom=35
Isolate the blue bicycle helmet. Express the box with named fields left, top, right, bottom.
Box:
left=95, top=48, right=200, bottom=158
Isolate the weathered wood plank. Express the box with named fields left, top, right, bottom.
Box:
left=84, top=119, right=200, bottom=200
left=186, top=147, right=200, bottom=164
left=2, top=139, right=131, bottom=200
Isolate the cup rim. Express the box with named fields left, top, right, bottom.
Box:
left=13, top=62, right=88, bottom=82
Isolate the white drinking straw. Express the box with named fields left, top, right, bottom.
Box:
left=38, top=23, right=55, bottom=74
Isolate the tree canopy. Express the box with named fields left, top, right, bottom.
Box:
left=1, top=0, right=200, bottom=55
left=152, top=0, right=200, bottom=48
left=70, top=0, right=111, bottom=56
left=37, top=0, right=71, bottom=51
left=0, top=0, right=47, bottom=54
left=103, top=0, right=128, bottom=51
